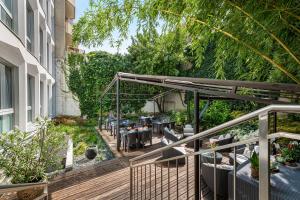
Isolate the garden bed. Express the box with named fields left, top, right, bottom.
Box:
left=53, top=117, right=114, bottom=170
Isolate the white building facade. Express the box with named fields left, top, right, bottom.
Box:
left=54, top=0, right=80, bottom=117
left=0, top=0, right=55, bottom=132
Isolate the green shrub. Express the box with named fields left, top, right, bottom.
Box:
left=202, top=101, right=232, bottom=129
left=0, top=119, right=66, bottom=184
left=74, top=142, right=88, bottom=156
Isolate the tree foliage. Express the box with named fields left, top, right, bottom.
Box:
left=73, top=0, right=300, bottom=83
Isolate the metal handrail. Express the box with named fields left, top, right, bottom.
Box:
left=130, top=104, right=300, bottom=163
left=130, top=131, right=300, bottom=168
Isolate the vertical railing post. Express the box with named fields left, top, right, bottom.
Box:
left=130, top=161, right=133, bottom=200
left=213, top=151, right=217, bottom=200
left=116, top=77, right=121, bottom=150
left=273, top=112, right=277, bottom=133
left=233, top=146, right=237, bottom=200
left=259, top=112, right=270, bottom=200
left=194, top=91, right=200, bottom=199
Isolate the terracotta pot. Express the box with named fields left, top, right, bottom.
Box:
left=17, top=188, right=43, bottom=200
left=251, top=167, right=259, bottom=179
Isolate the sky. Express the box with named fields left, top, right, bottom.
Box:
left=75, top=0, right=135, bottom=54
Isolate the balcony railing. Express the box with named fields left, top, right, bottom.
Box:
left=129, top=104, right=300, bottom=200
left=65, top=0, right=75, bottom=19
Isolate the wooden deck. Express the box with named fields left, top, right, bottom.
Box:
left=48, top=129, right=213, bottom=200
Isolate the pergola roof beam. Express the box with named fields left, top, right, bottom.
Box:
left=118, top=72, right=300, bottom=93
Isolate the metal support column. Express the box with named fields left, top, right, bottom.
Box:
left=273, top=112, right=277, bottom=133
left=116, top=78, right=121, bottom=150
left=258, top=112, right=270, bottom=200
left=153, top=100, right=156, bottom=116
left=99, top=99, right=103, bottom=131
left=194, top=91, right=200, bottom=199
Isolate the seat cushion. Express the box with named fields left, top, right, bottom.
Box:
left=183, top=128, right=194, bottom=133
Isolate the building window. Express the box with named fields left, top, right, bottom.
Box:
left=27, top=75, right=34, bottom=122
left=39, top=28, right=43, bottom=64
left=0, top=63, right=14, bottom=133
left=47, top=42, right=50, bottom=70
left=26, top=1, right=34, bottom=53
left=0, top=0, right=13, bottom=30
left=40, top=81, right=43, bottom=116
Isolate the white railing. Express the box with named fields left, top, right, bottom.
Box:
left=129, top=104, right=300, bottom=200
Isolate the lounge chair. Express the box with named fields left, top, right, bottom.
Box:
left=161, top=137, right=186, bottom=165
left=163, top=127, right=182, bottom=142
left=209, top=133, right=234, bottom=146
left=202, top=163, right=233, bottom=199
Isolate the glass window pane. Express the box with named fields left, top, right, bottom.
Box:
left=2, top=0, right=12, bottom=12
left=26, top=1, right=34, bottom=53
left=0, top=113, right=13, bottom=133
left=0, top=6, right=12, bottom=29
left=27, top=75, right=34, bottom=122
left=3, top=66, right=12, bottom=109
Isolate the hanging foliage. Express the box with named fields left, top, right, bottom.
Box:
left=73, top=0, right=300, bottom=83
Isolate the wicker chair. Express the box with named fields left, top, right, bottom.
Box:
left=163, top=127, right=182, bottom=143
left=202, top=163, right=233, bottom=199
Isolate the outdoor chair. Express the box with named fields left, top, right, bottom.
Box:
left=120, top=128, right=128, bottom=150
left=124, top=130, right=138, bottom=151
left=202, top=163, right=233, bottom=199
left=140, top=128, right=152, bottom=147
left=183, top=124, right=194, bottom=147
left=163, top=127, right=182, bottom=143
left=161, top=137, right=186, bottom=165
left=183, top=124, right=194, bottom=137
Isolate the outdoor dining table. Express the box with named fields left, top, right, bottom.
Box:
left=228, top=161, right=300, bottom=200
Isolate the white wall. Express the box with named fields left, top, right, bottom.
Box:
left=0, top=0, right=55, bottom=132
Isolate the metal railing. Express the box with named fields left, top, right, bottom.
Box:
left=0, top=182, right=48, bottom=200
left=129, top=104, right=300, bottom=200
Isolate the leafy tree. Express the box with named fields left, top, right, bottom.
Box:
left=73, top=0, right=300, bottom=84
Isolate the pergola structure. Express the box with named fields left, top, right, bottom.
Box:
left=100, top=72, right=300, bottom=199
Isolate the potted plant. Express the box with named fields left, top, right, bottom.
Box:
left=250, top=151, right=259, bottom=179
left=0, top=119, right=66, bottom=200
left=280, top=141, right=300, bottom=167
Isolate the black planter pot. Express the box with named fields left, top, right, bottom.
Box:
left=85, top=146, right=98, bottom=160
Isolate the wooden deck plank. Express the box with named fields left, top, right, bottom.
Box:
left=49, top=129, right=213, bottom=200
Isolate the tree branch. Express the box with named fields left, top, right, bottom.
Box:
left=225, top=0, right=300, bottom=67
left=157, top=9, right=300, bottom=84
